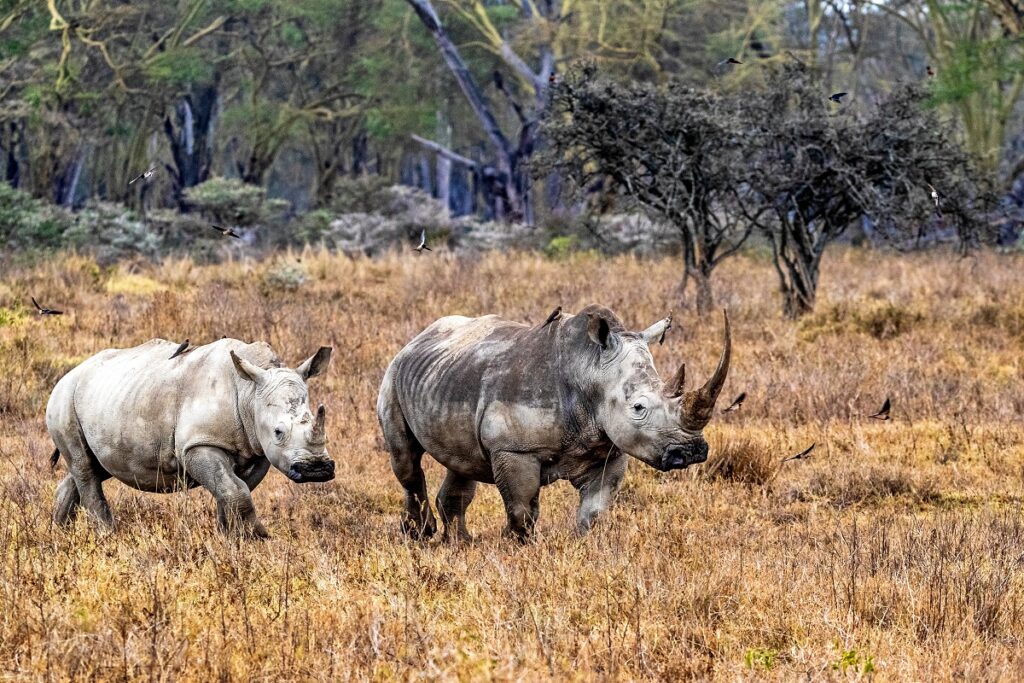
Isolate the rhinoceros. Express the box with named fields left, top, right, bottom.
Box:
left=45, top=338, right=334, bottom=537
left=377, top=305, right=731, bottom=541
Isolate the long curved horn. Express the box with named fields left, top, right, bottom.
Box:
left=310, top=404, right=327, bottom=445
left=681, top=310, right=731, bottom=429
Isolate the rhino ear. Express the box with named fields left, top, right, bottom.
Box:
left=587, top=314, right=612, bottom=349
left=230, top=350, right=267, bottom=385
left=296, top=346, right=332, bottom=381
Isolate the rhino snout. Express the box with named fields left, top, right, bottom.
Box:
left=287, top=456, right=336, bottom=483
left=660, top=440, right=709, bottom=471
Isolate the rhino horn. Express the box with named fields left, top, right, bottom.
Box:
left=310, top=404, right=327, bottom=444
left=681, top=310, right=731, bottom=429
left=664, top=363, right=685, bottom=398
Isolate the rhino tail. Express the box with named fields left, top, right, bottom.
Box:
left=50, top=448, right=60, bottom=469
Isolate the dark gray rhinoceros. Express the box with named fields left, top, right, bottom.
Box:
left=377, top=305, right=731, bottom=541
left=46, top=338, right=334, bottom=537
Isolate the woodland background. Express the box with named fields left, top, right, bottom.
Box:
left=0, top=2, right=1021, bottom=312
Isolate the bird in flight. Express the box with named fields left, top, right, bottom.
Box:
left=828, top=92, right=848, bottom=103
left=783, top=443, right=815, bottom=462
left=542, top=306, right=562, bottom=328
left=868, top=397, right=891, bottom=421
left=128, top=164, right=158, bottom=186
left=211, top=225, right=242, bottom=239
left=926, top=183, right=939, bottom=208
left=722, top=392, right=746, bottom=413
left=414, top=228, right=432, bottom=253
left=31, top=297, right=63, bottom=316
left=718, top=57, right=743, bottom=66
left=169, top=339, right=190, bottom=360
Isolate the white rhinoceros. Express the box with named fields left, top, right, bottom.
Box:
left=46, top=338, right=333, bottom=537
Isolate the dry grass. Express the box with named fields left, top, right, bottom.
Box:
left=2, top=247, right=1024, bottom=680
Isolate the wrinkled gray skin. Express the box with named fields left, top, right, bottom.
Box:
left=377, top=304, right=731, bottom=541
left=46, top=338, right=334, bottom=538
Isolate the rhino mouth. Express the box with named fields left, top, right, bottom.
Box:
left=659, top=442, right=709, bottom=471
left=287, top=459, right=335, bottom=483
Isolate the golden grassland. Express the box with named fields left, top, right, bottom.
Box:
left=1, top=247, right=1024, bottom=681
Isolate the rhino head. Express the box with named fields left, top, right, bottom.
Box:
left=588, top=309, right=731, bottom=471
left=230, top=347, right=336, bottom=483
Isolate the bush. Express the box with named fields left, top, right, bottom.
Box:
left=261, top=261, right=309, bottom=292
left=184, top=178, right=267, bottom=225
left=798, top=300, right=924, bottom=341
left=62, top=202, right=163, bottom=265
left=700, top=433, right=777, bottom=486
left=0, top=183, right=69, bottom=250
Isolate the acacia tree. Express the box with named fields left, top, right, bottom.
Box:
left=539, top=65, right=760, bottom=314
left=741, top=64, right=993, bottom=317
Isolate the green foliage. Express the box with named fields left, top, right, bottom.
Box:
left=544, top=235, right=579, bottom=259
left=144, top=48, right=214, bottom=87
left=832, top=647, right=875, bottom=675
left=744, top=647, right=779, bottom=671
left=184, top=178, right=267, bottom=225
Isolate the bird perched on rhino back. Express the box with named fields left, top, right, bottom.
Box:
left=377, top=304, right=731, bottom=542
left=45, top=338, right=334, bottom=538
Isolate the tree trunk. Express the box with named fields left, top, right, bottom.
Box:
left=164, top=83, right=219, bottom=207
left=405, top=0, right=528, bottom=222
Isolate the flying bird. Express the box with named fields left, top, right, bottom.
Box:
left=31, top=296, right=63, bottom=316
left=414, top=228, right=432, bottom=253
left=169, top=339, right=190, bottom=360
left=868, top=397, right=891, bottom=421
left=926, top=183, right=939, bottom=208
left=542, top=306, right=562, bottom=328
left=718, top=57, right=743, bottom=66
left=783, top=443, right=815, bottom=463
left=722, top=392, right=746, bottom=413
left=128, top=164, right=158, bottom=186
left=828, top=92, right=848, bottom=103
left=211, top=225, right=242, bottom=239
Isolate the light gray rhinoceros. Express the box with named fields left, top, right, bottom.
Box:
left=46, top=338, right=334, bottom=537
left=377, top=305, right=731, bottom=541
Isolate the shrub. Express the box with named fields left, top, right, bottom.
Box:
left=798, top=300, right=924, bottom=341
left=184, top=178, right=267, bottom=225
left=261, top=261, right=309, bottom=292
left=62, top=202, right=163, bottom=265
left=700, top=434, right=777, bottom=486
left=0, top=183, right=69, bottom=250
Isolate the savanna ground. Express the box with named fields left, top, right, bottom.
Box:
left=1, top=247, right=1023, bottom=681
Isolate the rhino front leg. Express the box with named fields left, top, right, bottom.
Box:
left=184, top=446, right=269, bottom=539
left=492, top=453, right=542, bottom=542
left=572, top=451, right=628, bottom=534
left=436, top=470, right=478, bottom=543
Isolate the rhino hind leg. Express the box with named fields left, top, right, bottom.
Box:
left=53, top=474, right=80, bottom=526
left=378, top=393, right=436, bottom=540
left=436, top=470, right=477, bottom=543
left=51, top=429, right=114, bottom=530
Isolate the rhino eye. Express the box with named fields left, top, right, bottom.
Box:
left=632, top=402, right=647, bottom=415
left=274, top=427, right=284, bottom=439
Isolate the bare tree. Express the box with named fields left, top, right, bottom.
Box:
left=540, top=65, right=760, bottom=314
